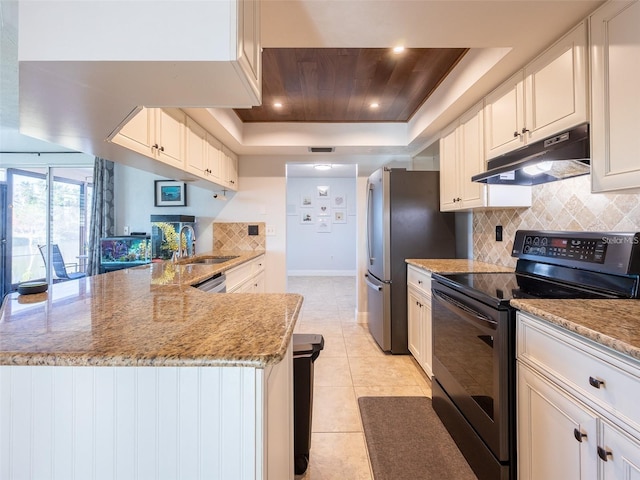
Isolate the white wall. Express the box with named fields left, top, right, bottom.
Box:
left=114, top=163, right=228, bottom=256
left=286, top=176, right=356, bottom=275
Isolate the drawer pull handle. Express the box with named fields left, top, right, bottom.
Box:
left=573, top=429, right=587, bottom=443
left=597, top=446, right=612, bottom=461
left=589, top=376, right=604, bottom=389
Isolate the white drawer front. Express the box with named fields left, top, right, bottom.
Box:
left=518, top=312, right=640, bottom=435
left=407, top=266, right=431, bottom=296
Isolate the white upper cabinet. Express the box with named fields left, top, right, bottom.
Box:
left=440, top=102, right=531, bottom=212
left=590, top=0, right=640, bottom=193
left=113, top=107, right=186, bottom=168
left=484, top=21, right=588, bottom=160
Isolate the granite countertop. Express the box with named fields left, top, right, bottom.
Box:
left=405, top=258, right=513, bottom=274
left=0, top=250, right=304, bottom=368
left=512, top=298, right=640, bottom=363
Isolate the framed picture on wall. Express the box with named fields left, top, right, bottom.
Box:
left=154, top=180, right=187, bottom=207
left=333, top=209, right=346, bottom=223
left=332, top=194, right=346, bottom=209
left=300, top=212, right=314, bottom=224
left=300, top=194, right=314, bottom=208
left=317, top=185, right=330, bottom=198
left=316, top=217, right=331, bottom=233
left=316, top=199, right=330, bottom=216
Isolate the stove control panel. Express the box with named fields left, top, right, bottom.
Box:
left=520, top=235, right=606, bottom=263
left=512, top=230, right=640, bottom=275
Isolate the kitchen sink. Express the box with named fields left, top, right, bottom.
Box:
left=185, top=256, right=239, bottom=265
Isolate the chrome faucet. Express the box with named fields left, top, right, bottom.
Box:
left=178, top=224, right=196, bottom=259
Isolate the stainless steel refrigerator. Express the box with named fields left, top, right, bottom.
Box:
left=365, top=168, right=456, bottom=353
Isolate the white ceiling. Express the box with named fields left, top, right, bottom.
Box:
left=0, top=0, right=604, bottom=177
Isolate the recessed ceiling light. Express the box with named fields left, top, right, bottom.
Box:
left=314, top=164, right=332, bottom=171
left=393, top=46, right=405, bottom=54
left=370, top=103, right=380, bottom=109
left=273, top=102, right=283, bottom=108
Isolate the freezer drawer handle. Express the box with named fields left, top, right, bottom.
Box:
left=364, top=275, right=382, bottom=292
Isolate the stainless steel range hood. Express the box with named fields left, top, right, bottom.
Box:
left=472, top=123, right=590, bottom=186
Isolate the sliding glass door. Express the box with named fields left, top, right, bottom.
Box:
left=0, top=165, right=93, bottom=298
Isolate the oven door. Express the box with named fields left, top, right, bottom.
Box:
left=431, top=280, right=514, bottom=462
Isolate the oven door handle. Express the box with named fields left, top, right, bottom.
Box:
left=432, top=289, right=498, bottom=330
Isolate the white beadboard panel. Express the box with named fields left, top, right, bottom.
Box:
left=137, top=368, right=159, bottom=479
left=158, top=367, right=179, bottom=480
left=0, top=365, right=270, bottom=480
left=74, top=367, right=95, bottom=479
left=115, top=368, right=136, bottom=479
left=31, top=368, right=54, bottom=480
left=178, top=368, right=200, bottom=480
left=53, top=367, right=73, bottom=480
left=199, top=368, right=221, bottom=478
left=94, top=368, right=116, bottom=480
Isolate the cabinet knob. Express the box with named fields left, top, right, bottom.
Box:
left=597, top=446, right=612, bottom=462
left=573, top=428, right=587, bottom=443
left=159, top=146, right=165, bottom=152
left=588, top=376, right=605, bottom=389
left=513, top=131, right=520, bottom=138
left=418, top=280, right=423, bottom=285
left=153, top=143, right=159, bottom=149
left=521, top=127, right=530, bottom=134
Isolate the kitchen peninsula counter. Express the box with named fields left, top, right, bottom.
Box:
left=1, top=251, right=299, bottom=480
left=0, top=250, right=301, bottom=367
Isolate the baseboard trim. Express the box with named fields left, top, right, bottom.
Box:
left=287, top=270, right=357, bottom=276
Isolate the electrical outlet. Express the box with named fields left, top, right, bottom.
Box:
left=495, top=225, right=503, bottom=242
left=248, top=225, right=259, bottom=236
left=123, top=226, right=130, bottom=235
left=266, top=225, right=276, bottom=236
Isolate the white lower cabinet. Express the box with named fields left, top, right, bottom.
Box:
left=407, top=265, right=433, bottom=377
left=227, top=254, right=266, bottom=293
left=517, top=311, right=640, bottom=480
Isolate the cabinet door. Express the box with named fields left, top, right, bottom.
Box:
left=524, top=21, right=588, bottom=143
left=439, top=124, right=459, bottom=211
left=114, top=107, right=153, bottom=156
left=224, top=147, right=239, bottom=190
left=600, top=420, right=640, bottom=480
left=484, top=71, right=525, bottom=159
left=590, top=0, right=640, bottom=192
left=518, top=363, right=599, bottom=480
left=206, top=134, right=224, bottom=184
left=407, top=287, right=423, bottom=363
left=185, top=117, right=207, bottom=176
left=155, top=108, right=186, bottom=167
left=458, top=103, right=486, bottom=208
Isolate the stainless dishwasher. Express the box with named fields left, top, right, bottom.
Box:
left=194, top=273, right=226, bottom=293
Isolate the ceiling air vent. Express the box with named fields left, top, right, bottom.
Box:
left=308, top=147, right=335, bottom=153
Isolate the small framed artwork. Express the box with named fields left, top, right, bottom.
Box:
left=154, top=180, right=187, bottom=207
left=316, top=198, right=330, bottom=216
left=317, top=185, right=330, bottom=198
left=333, top=209, right=347, bottom=224
left=332, top=194, right=346, bottom=209
left=316, top=217, right=331, bottom=233
left=300, top=194, right=314, bottom=208
left=300, top=212, right=314, bottom=224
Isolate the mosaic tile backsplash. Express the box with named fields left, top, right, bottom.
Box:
left=473, top=175, right=640, bottom=268
left=213, top=222, right=266, bottom=252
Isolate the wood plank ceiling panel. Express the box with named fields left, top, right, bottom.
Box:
left=234, top=47, right=468, bottom=123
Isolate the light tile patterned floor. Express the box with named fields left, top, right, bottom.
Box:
left=288, top=276, right=432, bottom=480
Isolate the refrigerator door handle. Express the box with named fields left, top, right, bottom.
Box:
left=364, top=274, right=382, bottom=291
left=366, top=182, right=374, bottom=265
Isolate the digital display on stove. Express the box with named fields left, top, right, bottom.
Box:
left=522, top=235, right=607, bottom=263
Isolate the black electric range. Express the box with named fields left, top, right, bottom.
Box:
left=430, top=230, right=640, bottom=480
